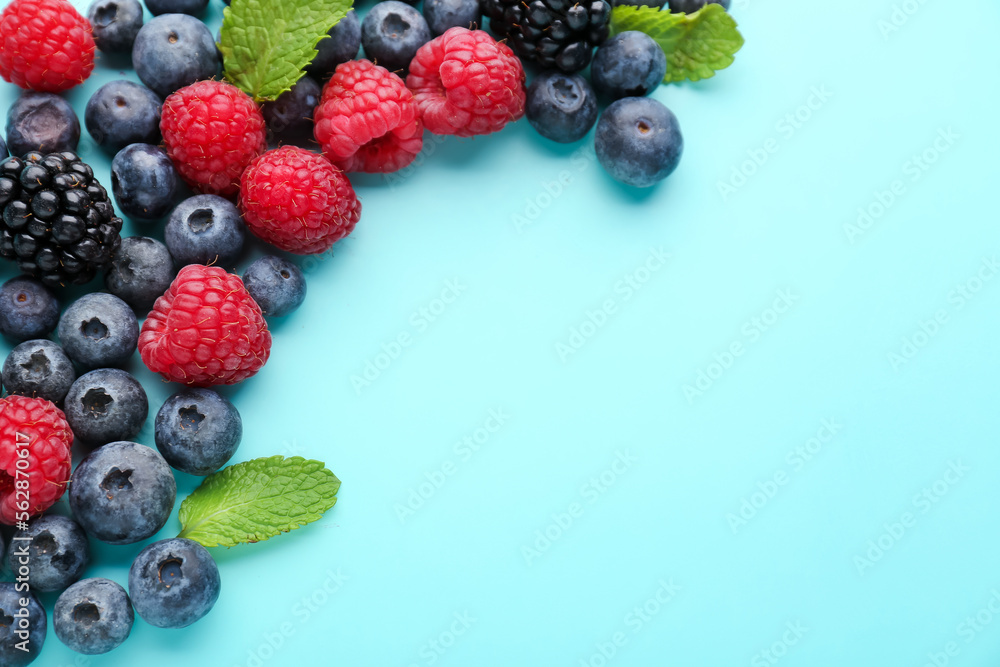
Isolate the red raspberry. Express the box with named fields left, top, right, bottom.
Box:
left=406, top=28, right=526, bottom=137
left=0, top=0, right=96, bottom=92
left=0, top=396, right=72, bottom=525
left=139, top=265, right=271, bottom=387
left=161, top=80, right=267, bottom=197
left=239, top=146, right=361, bottom=255
left=314, top=59, right=423, bottom=173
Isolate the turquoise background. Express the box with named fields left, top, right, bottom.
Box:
left=1, top=0, right=999, bottom=664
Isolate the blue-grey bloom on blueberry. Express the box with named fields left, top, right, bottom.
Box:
left=145, top=0, right=208, bottom=16
left=85, top=81, right=162, bottom=154
left=58, top=293, right=139, bottom=370
left=242, top=255, right=307, bottom=318
left=105, top=237, right=175, bottom=311
left=0, top=276, right=60, bottom=342
left=0, top=132, right=6, bottom=158
left=111, top=144, right=179, bottom=220
left=155, top=387, right=242, bottom=475
left=590, top=31, right=666, bottom=101
left=668, top=0, right=729, bottom=12
left=0, top=583, right=45, bottom=666
left=63, top=369, right=149, bottom=447
left=165, top=194, right=246, bottom=268
left=7, top=514, right=89, bottom=593
left=526, top=71, right=598, bottom=143
left=2, top=339, right=76, bottom=404
left=132, top=14, right=219, bottom=99
left=54, top=578, right=134, bottom=655
left=5, top=92, right=80, bottom=157
left=129, top=537, right=220, bottom=628
left=361, top=1, right=432, bottom=73
left=262, top=76, right=321, bottom=138
left=595, top=97, right=683, bottom=188
left=308, top=10, right=361, bottom=78
left=88, top=0, right=145, bottom=53
left=423, top=0, right=481, bottom=36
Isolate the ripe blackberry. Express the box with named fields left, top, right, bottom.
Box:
left=481, top=0, right=611, bottom=72
left=0, top=152, right=122, bottom=288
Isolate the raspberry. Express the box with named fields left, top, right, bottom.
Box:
left=0, top=395, right=73, bottom=525
left=406, top=28, right=526, bottom=137
left=239, top=147, right=361, bottom=255
left=314, top=59, right=423, bottom=174
left=0, top=0, right=96, bottom=92
left=160, top=80, right=266, bottom=197
left=138, top=264, right=271, bottom=387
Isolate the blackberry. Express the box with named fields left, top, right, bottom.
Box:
left=0, top=151, right=123, bottom=288
left=482, top=0, right=611, bottom=72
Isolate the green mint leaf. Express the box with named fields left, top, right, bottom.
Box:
left=610, top=4, right=744, bottom=84
left=220, top=0, right=352, bottom=102
left=177, top=456, right=340, bottom=548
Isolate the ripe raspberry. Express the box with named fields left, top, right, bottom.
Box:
left=0, top=395, right=73, bottom=525
left=0, top=0, right=96, bottom=93
left=139, top=264, right=271, bottom=387
left=406, top=27, right=526, bottom=137
left=239, top=147, right=361, bottom=255
left=160, top=80, right=266, bottom=197
left=314, top=59, right=423, bottom=174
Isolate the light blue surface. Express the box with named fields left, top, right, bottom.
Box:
left=2, top=0, right=1000, bottom=664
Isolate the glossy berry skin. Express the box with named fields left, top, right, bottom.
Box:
left=2, top=339, right=76, bottom=404
left=132, top=14, right=219, bottom=99
left=7, top=514, right=89, bottom=592
left=58, top=293, right=138, bottom=370
left=262, top=76, right=321, bottom=139
left=0, top=276, right=60, bottom=341
left=0, top=583, right=46, bottom=666
left=595, top=97, right=683, bottom=187
left=243, top=255, right=307, bottom=318
left=155, top=387, right=242, bottom=475
left=361, top=1, right=432, bottom=73
left=667, top=0, right=730, bottom=11
left=307, top=10, right=361, bottom=78
left=63, top=369, right=148, bottom=447
left=129, top=537, right=220, bottom=628
left=0, top=0, right=95, bottom=92
left=139, top=264, right=271, bottom=386
left=591, top=31, right=666, bottom=100
left=526, top=71, right=597, bottom=143
left=105, top=236, right=175, bottom=311
left=85, top=80, right=162, bottom=153
left=145, top=0, right=209, bottom=16
left=165, top=194, right=246, bottom=268
left=111, top=144, right=179, bottom=221
left=5, top=92, right=80, bottom=156
left=424, top=0, right=481, bottom=36
left=54, top=578, right=134, bottom=655
left=88, top=0, right=145, bottom=53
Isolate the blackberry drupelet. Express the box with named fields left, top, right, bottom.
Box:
left=481, top=0, right=611, bottom=73
left=0, top=151, right=123, bottom=288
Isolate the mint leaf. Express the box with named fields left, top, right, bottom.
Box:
left=177, top=456, right=340, bottom=548
left=220, top=0, right=352, bottom=102
left=610, top=4, right=744, bottom=84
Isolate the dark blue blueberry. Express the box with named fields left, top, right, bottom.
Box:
left=58, top=293, right=139, bottom=370
left=5, top=92, right=80, bottom=157
left=7, top=515, right=89, bottom=592
left=54, top=578, right=134, bottom=655
left=129, top=538, right=220, bottom=628
left=667, top=0, right=730, bottom=11
left=145, top=0, right=208, bottom=16
left=0, top=132, right=6, bottom=158
left=69, top=441, right=175, bottom=545
left=155, top=388, right=242, bottom=475
left=423, top=0, right=481, bottom=36
left=111, top=144, right=179, bottom=221
left=526, top=71, right=598, bottom=143
left=591, top=31, right=666, bottom=101
left=165, top=194, right=246, bottom=268
left=261, top=76, right=321, bottom=138
left=0, top=583, right=46, bottom=666
left=0, top=276, right=60, bottom=342
left=63, top=369, right=149, bottom=447
left=85, top=81, right=162, bottom=154
left=243, top=255, right=307, bottom=318
left=105, top=236, right=175, bottom=311
left=595, top=97, right=683, bottom=187
left=132, top=14, right=220, bottom=99
left=88, top=0, right=145, bottom=53
left=2, top=339, right=76, bottom=404
left=307, top=10, right=361, bottom=78
left=361, top=1, right=432, bottom=73
left=613, top=0, right=666, bottom=7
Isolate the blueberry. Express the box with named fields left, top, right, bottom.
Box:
left=2, top=339, right=76, bottom=404
left=145, top=0, right=208, bottom=16
left=0, top=276, right=60, bottom=342
left=85, top=81, right=162, bottom=154
left=307, top=10, right=361, bottom=78
left=0, top=132, right=6, bottom=158
left=7, top=515, right=89, bottom=592
left=105, top=237, right=175, bottom=311
left=526, top=71, right=598, bottom=143
left=54, top=578, right=134, bottom=655
left=165, top=195, right=246, bottom=268
left=0, top=583, right=45, bottom=666
left=111, top=144, right=179, bottom=221
left=5, top=92, right=80, bottom=157
left=613, top=0, right=666, bottom=7
left=69, top=441, right=176, bottom=545
left=242, top=255, right=307, bottom=317
left=63, top=369, right=149, bottom=447
left=155, top=388, right=242, bottom=475
left=595, top=97, right=683, bottom=187
left=591, top=31, right=666, bottom=101
left=261, top=76, right=321, bottom=138
left=667, top=0, right=730, bottom=11
left=361, top=1, right=432, bottom=73
left=423, top=0, right=480, bottom=36
left=132, top=14, right=220, bottom=99
left=129, top=538, right=220, bottom=628
left=88, top=0, right=145, bottom=53
left=58, top=293, right=139, bottom=370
